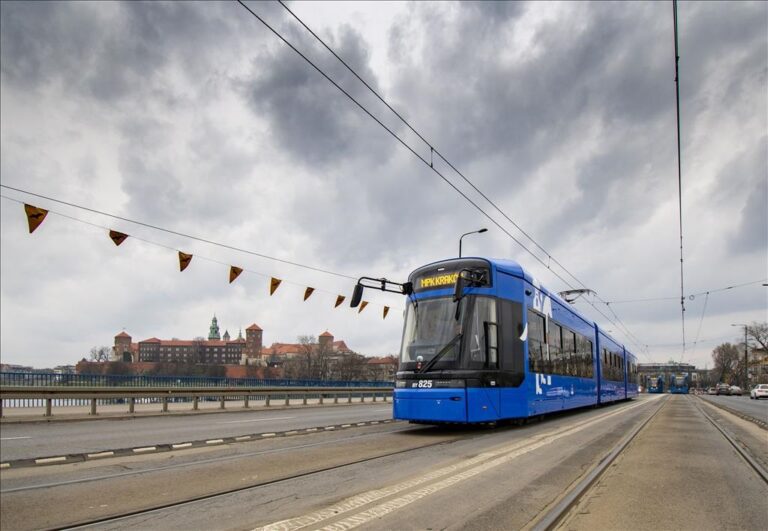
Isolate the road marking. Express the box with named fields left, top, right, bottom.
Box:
left=133, top=446, right=157, bottom=453
left=35, top=456, right=67, bottom=464
left=218, top=416, right=295, bottom=424
left=0, top=463, right=10, bottom=469
left=254, top=396, right=664, bottom=531
left=235, top=436, right=252, bottom=441
left=0, top=436, right=31, bottom=441
left=206, top=439, right=224, bottom=445
left=172, top=443, right=193, bottom=449
left=261, top=433, right=276, bottom=438
left=285, top=431, right=299, bottom=436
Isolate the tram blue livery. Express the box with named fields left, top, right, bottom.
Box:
left=646, top=375, right=665, bottom=394
left=669, top=373, right=689, bottom=394
left=350, top=258, right=638, bottom=424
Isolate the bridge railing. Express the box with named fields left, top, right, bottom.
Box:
left=0, top=386, right=393, bottom=417
left=0, top=371, right=392, bottom=389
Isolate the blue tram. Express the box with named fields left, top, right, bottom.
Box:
left=669, top=373, right=689, bottom=394
left=646, top=375, right=665, bottom=393
left=351, top=258, right=638, bottom=424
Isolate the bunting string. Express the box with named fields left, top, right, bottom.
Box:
left=4, top=195, right=399, bottom=318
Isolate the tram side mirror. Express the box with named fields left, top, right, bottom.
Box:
left=350, top=284, right=363, bottom=308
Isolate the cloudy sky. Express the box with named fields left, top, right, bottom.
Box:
left=1, top=1, right=765, bottom=370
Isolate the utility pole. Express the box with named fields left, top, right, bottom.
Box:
left=731, top=323, right=749, bottom=389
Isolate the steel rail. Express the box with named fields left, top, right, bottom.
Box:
left=690, top=396, right=768, bottom=484
left=530, top=395, right=670, bottom=531
left=30, top=399, right=649, bottom=530
left=44, top=431, right=469, bottom=531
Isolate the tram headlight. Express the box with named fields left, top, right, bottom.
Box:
left=395, top=380, right=407, bottom=388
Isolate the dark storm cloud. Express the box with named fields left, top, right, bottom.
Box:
left=245, top=15, right=400, bottom=167
left=729, top=161, right=768, bottom=256
left=1, top=2, right=245, bottom=104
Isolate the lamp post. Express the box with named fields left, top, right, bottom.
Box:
left=459, top=228, right=487, bottom=258
left=731, top=323, right=748, bottom=389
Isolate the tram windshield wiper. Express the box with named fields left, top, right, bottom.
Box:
left=419, top=333, right=462, bottom=374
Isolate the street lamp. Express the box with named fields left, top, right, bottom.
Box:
left=731, top=323, right=749, bottom=389
left=459, top=228, right=487, bottom=258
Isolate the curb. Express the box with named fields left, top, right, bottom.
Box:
left=0, top=419, right=397, bottom=470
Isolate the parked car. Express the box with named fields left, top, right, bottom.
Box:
left=729, top=385, right=742, bottom=396
left=716, top=383, right=731, bottom=395
left=750, top=384, right=768, bottom=400
left=707, top=387, right=717, bottom=395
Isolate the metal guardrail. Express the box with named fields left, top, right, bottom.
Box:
left=0, top=386, right=393, bottom=417
left=0, top=371, right=393, bottom=388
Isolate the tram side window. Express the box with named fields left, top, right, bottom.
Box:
left=581, top=336, right=594, bottom=378
left=527, top=310, right=547, bottom=373
left=548, top=322, right=562, bottom=375
left=562, top=330, right=576, bottom=376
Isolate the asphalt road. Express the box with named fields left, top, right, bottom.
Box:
left=0, top=403, right=394, bottom=461
left=2, top=394, right=765, bottom=530
left=698, top=393, right=768, bottom=422
left=1, top=395, right=668, bottom=530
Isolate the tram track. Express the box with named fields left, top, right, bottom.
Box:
left=3, top=397, right=663, bottom=531
left=689, top=395, right=768, bottom=484
left=532, top=394, right=768, bottom=531
left=528, top=394, right=670, bottom=531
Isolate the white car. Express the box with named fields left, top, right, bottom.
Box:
left=750, top=384, right=768, bottom=399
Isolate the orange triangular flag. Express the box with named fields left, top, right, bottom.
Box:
left=383, top=306, right=390, bottom=319
left=334, top=295, right=346, bottom=308
left=178, top=251, right=193, bottom=272
left=24, top=204, right=48, bottom=234
left=270, top=277, right=282, bottom=295
left=358, top=301, right=369, bottom=313
left=109, top=230, right=128, bottom=246
left=304, top=287, right=315, bottom=301
left=229, top=266, right=243, bottom=284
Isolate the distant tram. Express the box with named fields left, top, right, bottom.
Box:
left=669, top=373, right=690, bottom=394
left=351, top=258, right=638, bottom=424
left=647, top=375, right=665, bottom=394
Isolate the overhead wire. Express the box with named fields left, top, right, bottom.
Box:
left=673, top=0, right=687, bottom=354
left=241, top=0, right=649, bottom=354
left=233, top=1, right=579, bottom=292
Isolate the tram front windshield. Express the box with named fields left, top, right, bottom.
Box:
left=399, top=295, right=496, bottom=371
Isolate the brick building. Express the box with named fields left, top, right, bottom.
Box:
left=112, top=319, right=357, bottom=369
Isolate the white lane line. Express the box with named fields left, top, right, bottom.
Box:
left=172, top=443, right=193, bottom=449
left=133, top=446, right=157, bottom=453
left=254, top=398, right=661, bottom=531
left=206, top=439, right=224, bottom=445
left=235, top=436, right=252, bottom=441
left=35, top=456, right=67, bottom=464
left=0, top=463, right=9, bottom=469
left=218, top=416, right=295, bottom=424
left=0, top=436, right=32, bottom=441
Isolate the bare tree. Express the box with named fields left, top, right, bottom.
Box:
left=89, top=346, right=112, bottom=362
left=746, top=322, right=768, bottom=350
left=711, top=343, right=741, bottom=384
left=332, top=352, right=367, bottom=381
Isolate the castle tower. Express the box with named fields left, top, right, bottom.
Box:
left=114, top=331, right=133, bottom=362
left=208, top=315, right=221, bottom=340
left=223, top=330, right=231, bottom=341
left=319, top=331, right=334, bottom=351
left=243, top=323, right=263, bottom=363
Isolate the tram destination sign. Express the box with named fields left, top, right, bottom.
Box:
left=411, top=260, right=491, bottom=293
